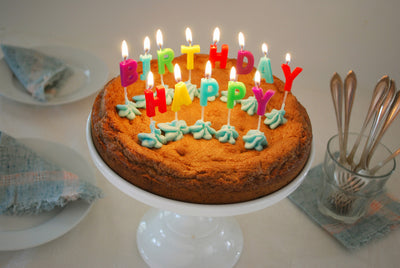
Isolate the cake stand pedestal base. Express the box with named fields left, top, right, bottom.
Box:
left=137, top=208, right=243, bottom=268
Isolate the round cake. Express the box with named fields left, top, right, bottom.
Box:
left=91, top=54, right=312, bottom=204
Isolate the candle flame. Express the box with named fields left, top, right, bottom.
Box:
left=174, top=64, right=182, bottom=82
left=147, top=71, right=154, bottom=89
left=285, top=53, right=291, bottom=65
left=205, top=60, right=212, bottom=78
left=238, top=32, right=245, bottom=49
left=230, top=67, right=237, bottom=81
left=213, top=27, right=220, bottom=44
left=121, top=40, right=129, bottom=59
left=185, top=27, right=192, bottom=44
left=156, top=29, right=163, bottom=49
left=262, top=43, right=268, bottom=56
left=144, top=36, right=150, bottom=53
left=255, top=70, right=261, bottom=86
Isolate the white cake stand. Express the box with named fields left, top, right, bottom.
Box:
left=86, top=115, right=314, bottom=268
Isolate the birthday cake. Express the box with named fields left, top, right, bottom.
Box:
left=91, top=53, right=312, bottom=204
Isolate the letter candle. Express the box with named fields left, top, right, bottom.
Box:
left=156, top=29, right=175, bottom=86
left=236, top=32, right=254, bottom=75
left=120, top=40, right=138, bottom=103
left=144, top=71, right=167, bottom=118
left=140, top=36, right=152, bottom=81
left=281, top=53, right=303, bottom=109
left=226, top=67, right=246, bottom=125
left=209, top=27, right=229, bottom=69
left=181, top=27, right=200, bottom=82
left=252, top=71, right=275, bottom=130
left=171, top=64, right=192, bottom=121
left=257, top=43, right=273, bottom=83
left=199, top=61, right=219, bottom=121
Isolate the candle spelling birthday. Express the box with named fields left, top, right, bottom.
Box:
left=257, top=43, right=273, bottom=83
left=140, top=36, right=152, bottom=81
left=281, top=53, right=303, bottom=109
left=236, top=32, right=254, bottom=75
left=120, top=40, right=138, bottom=103
left=209, top=27, right=229, bottom=69
left=181, top=27, right=200, bottom=82
left=156, top=29, right=175, bottom=86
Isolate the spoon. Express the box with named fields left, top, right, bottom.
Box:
left=346, top=76, right=389, bottom=167
left=366, top=84, right=400, bottom=168
left=369, top=147, right=400, bottom=175
left=330, top=73, right=345, bottom=163
left=343, top=71, right=357, bottom=160
left=357, top=81, right=396, bottom=171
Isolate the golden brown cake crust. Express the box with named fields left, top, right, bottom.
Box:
left=91, top=54, right=312, bottom=204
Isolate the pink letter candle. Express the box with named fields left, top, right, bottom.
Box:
left=252, top=71, right=275, bottom=116
left=227, top=67, right=246, bottom=109
left=209, top=27, right=228, bottom=69
left=144, top=71, right=167, bottom=117
left=236, top=32, right=254, bottom=75
left=257, top=43, right=273, bottom=83
left=171, top=64, right=192, bottom=113
left=120, top=40, right=138, bottom=87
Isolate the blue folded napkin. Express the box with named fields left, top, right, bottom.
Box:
left=288, top=164, right=400, bottom=250
left=1, top=44, right=71, bottom=101
left=0, top=131, right=102, bottom=215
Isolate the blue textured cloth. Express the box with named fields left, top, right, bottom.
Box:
left=289, top=164, right=400, bottom=250
left=0, top=131, right=102, bottom=215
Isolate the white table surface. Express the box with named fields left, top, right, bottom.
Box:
left=1, top=0, right=400, bottom=267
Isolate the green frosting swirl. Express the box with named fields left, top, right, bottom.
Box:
left=189, top=120, right=216, bottom=140
left=215, top=125, right=239, bottom=144
left=132, top=95, right=146, bottom=109
left=138, top=121, right=166, bottom=148
left=243, top=129, right=268, bottom=151
left=264, top=107, right=287, bottom=129
left=158, top=120, right=190, bottom=142
left=241, top=96, right=258, bottom=115
left=116, top=100, right=141, bottom=120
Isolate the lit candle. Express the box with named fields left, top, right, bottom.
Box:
left=281, top=53, right=303, bottom=108
left=252, top=70, right=275, bottom=130
left=200, top=61, right=219, bottom=121
left=171, top=64, right=192, bottom=119
left=209, top=27, right=229, bottom=69
left=120, top=40, right=138, bottom=102
left=140, top=36, right=152, bottom=81
left=227, top=67, right=246, bottom=110
left=181, top=27, right=200, bottom=82
left=144, top=71, right=167, bottom=117
left=257, top=43, right=273, bottom=83
left=236, top=32, right=254, bottom=75
left=156, top=29, right=175, bottom=85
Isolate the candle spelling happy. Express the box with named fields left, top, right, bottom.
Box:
left=144, top=71, right=167, bottom=118
left=140, top=36, right=152, bottom=81
left=199, top=61, right=219, bottom=121
left=252, top=70, right=275, bottom=130
left=181, top=27, right=200, bottom=82
left=171, top=64, right=192, bottom=120
left=257, top=43, right=273, bottom=83
left=236, top=32, right=254, bottom=75
left=156, top=29, right=175, bottom=85
left=209, top=27, right=229, bottom=69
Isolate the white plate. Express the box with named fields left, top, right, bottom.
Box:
left=0, top=138, right=96, bottom=251
left=86, top=114, right=315, bottom=217
left=0, top=45, right=108, bottom=105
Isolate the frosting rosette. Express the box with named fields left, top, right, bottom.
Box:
left=215, top=125, right=239, bottom=144
left=132, top=95, right=146, bottom=109
left=189, top=120, right=216, bottom=140
left=158, top=120, right=190, bottom=142
left=240, top=96, right=258, bottom=115
left=116, top=100, right=141, bottom=120
left=264, top=107, right=287, bottom=129
left=243, top=129, right=268, bottom=151
left=138, top=121, right=166, bottom=149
